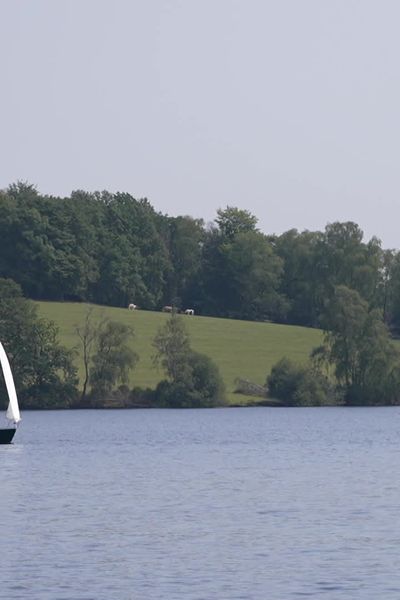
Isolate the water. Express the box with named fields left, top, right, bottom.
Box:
left=1, top=407, right=400, bottom=600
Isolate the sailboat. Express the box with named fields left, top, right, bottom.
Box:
left=0, top=341, right=21, bottom=444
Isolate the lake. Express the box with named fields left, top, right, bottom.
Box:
left=1, top=407, right=400, bottom=599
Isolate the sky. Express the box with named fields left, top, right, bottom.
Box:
left=1, top=0, right=400, bottom=247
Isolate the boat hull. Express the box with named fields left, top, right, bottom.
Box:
left=0, top=428, right=16, bottom=444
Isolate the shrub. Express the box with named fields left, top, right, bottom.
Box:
left=267, top=357, right=336, bottom=406
left=189, top=350, right=225, bottom=406
left=267, top=358, right=304, bottom=405
left=292, top=370, right=339, bottom=406
left=154, top=351, right=225, bottom=408
left=129, top=386, right=155, bottom=408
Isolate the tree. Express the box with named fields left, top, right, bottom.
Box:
left=197, top=226, right=229, bottom=316
left=382, top=250, right=400, bottom=332
left=200, top=221, right=287, bottom=321
left=22, top=318, right=78, bottom=407
left=318, top=285, right=400, bottom=405
left=75, top=309, right=138, bottom=402
left=92, top=192, right=170, bottom=309
left=220, top=231, right=288, bottom=320
left=89, top=320, right=138, bottom=398
left=274, top=229, right=325, bottom=326
left=75, top=306, right=99, bottom=403
left=164, top=215, right=204, bottom=309
left=216, top=206, right=258, bottom=239
left=274, top=223, right=384, bottom=328
left=0, top=184, right=172, bottom=309
left=316, top=222, right=382, bottom=311
left=152, top=313, right=225, bottom=407
left=0, top=188, right=56, bottom=298
left=152, top=311, right=192, bottom=384
left=0, top=278, right=78, bottom=408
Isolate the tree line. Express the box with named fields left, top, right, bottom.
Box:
left=2, top=181, right=400, bottom=332
left=2, top=180, right=400, bottom=408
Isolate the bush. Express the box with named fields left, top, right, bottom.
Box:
left=292, top=370, right=339, bottom=406
left=267, top=357, right=336, bottom=406
left=129, top=386, right=155, bottom=408
left=267, top=358, right=304, bottom=405
left=154, top=380, right=193, bottom=408
left=189, top=351, right=225, bottom=406
left=21, top=379, right=78, bottom=409
left=154, top=350, right=225, bottom=408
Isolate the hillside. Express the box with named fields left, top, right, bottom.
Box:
left=36, top=302, right=322, bottom=404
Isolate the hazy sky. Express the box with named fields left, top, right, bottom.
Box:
left=1, top=1, right=400, bottom=247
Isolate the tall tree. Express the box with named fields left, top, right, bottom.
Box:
left=152, top=312, right=192, bottom=384
left=319, top=222, right=382, bottom=306
left=200, top=222, right=287, bottom=320
left=275, top=229, right=325, bottom=326
left=89, top=319, right=138, bottom=398
left=164, top=215, right=204, bottom=308
left=275, top=223, right=383, bottom=326
left=75, top=306, right=99, bottom=403
left=317, top=285, right=400, bottom=405
left=382, top=250, right=400, bottom=332
left=220, top=231, right=287, bottom=320
left=216, top=206, right=258, bottom=239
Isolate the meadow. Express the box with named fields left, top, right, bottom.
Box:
left=37, top=302, right=322, bottom=405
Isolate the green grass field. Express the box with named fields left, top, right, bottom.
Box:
left=36, top=302, right=322, bottom=404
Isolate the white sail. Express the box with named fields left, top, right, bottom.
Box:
left=0, top=342, right=21, bottom=424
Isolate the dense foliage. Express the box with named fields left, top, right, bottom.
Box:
left=89, top=320, right=138, bottom=402
left=316, top=286, right=400, bottom=405
left=3, top=182, right=400, bottom=331
left=0, top=278, right=78, bottom=408
left=267, top=357, right=335, bottom=406
left=2, top=181, right=400, bottom=408
left=267, top=285, right=400, bottom=406
left=74, top=307, right=138, bottom=406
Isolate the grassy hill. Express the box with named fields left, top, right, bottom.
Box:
left=36, top=302, right=322, bottom=404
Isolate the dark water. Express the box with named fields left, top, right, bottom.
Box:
left=1, top=407, right=400, bottom=600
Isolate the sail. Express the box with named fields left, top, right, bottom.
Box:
left=0, top=342, right=21, bottom=423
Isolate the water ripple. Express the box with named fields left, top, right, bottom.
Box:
left=1, top=407, right=399, bottom=599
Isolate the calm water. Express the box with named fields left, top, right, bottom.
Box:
left=1, top=407, right=400, bottom=600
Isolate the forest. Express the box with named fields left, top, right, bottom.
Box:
left=1, top=181, right=400, bottom=331
left=1, top=181, right=400, bottom=409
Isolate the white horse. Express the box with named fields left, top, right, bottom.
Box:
left=128, top=303, right=137, bottom=311
left=184, top=308, right=194, bottom=315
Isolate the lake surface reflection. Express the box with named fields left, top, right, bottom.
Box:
left=1, top=407, right=400, bottom=599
